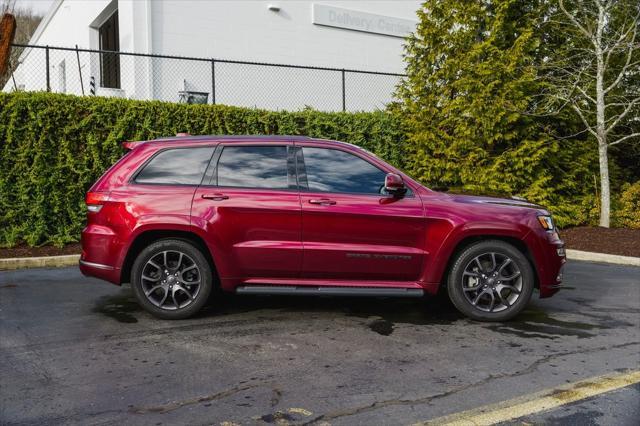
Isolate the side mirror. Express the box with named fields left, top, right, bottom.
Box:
left=385, top=173, right=407, bottom=197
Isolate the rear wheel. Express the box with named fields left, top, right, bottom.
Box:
left=447, top=240, right=534, bottom=321
left=131, top=239, right=213, bottom=320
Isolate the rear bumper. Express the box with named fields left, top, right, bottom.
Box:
left=79, top=224, right=123, bottom=285
left=525, top=230, right=566, bottom=298
left=79, top=259, right=121, bottom=284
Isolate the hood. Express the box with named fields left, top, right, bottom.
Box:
left=445, top=193, right=544, bottom=210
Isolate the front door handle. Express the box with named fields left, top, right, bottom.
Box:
left=308, top=198, right=336, bottom=205
left=201, top=193, right=229, bottom=201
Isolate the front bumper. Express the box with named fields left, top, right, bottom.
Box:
left=525, top=230, right=566, bottom=298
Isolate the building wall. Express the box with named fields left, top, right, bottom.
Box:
left=6, top=0, right=420, bottom=111
left=6, top=0, right=146, bottom=96
left=150, top=1, right=419, bottom=73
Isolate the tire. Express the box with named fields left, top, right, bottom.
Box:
left=447, top=240, right=534, bottom=322
left=130, top=239, right=213, bottom=320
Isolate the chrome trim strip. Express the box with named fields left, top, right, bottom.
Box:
left=236, top=286, right=424, bottom=298
left=79, top=260, right=115, bottom=270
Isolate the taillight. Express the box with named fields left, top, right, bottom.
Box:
left=86, top=192, right=109, bottom=213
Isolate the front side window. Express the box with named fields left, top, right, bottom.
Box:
left=301, top=147, right=387, bottom=194
left=135, top=147, right=214, bottom=185
left=216, top=146, right=291, bottom=189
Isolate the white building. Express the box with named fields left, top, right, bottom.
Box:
left=8, top=0, right=421, bottom=111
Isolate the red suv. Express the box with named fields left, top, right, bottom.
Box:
left=80, top=135, right=565, bottom=321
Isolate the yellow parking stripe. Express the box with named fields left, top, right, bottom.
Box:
left=414, top=370, right=640, bottom=426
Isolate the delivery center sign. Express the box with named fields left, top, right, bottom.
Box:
left=312, top=4, right=416, bottom=39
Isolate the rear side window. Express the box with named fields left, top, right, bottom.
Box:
left=216, top=146, right=291, bottom=189
left=301, top=147, right=386, bottom=194
left=135, top=147, right=214, bottom=185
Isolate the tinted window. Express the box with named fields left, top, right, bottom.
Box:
left=301, top=147, right=386, bottom=194
left=217, top=146, right=290, bottom=189
left=135, top=147, right=214, bottom=185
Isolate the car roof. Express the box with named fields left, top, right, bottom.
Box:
left=125, top=134, right=359, bottom=150
left=153, top=134, right=313, bottom=142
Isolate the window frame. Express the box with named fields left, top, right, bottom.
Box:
left=295, top=144, right=414, bottom=197
left=203, top=143, right=299, bottom=192
left=131, top=146, right=217, bottom=187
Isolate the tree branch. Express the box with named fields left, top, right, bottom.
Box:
left=571, top=103, right=599, bottom=138
left=609, top=133, right=640, bottom=146
left=576, top=86, right=597, bottom=104
left=604, top=25, right=638, bottom=94
left=606, top=98, right=640, bottom=134
left=559, top=0, right=595, bottom=43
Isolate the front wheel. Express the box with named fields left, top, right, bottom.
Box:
left=447, top=240, right=534, bottom=322
left=131, top=239, right=213, bottom=320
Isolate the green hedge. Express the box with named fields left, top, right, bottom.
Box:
left=0, top=92, right=406, bottom=247
left=0, top=92, right=633, bottom=248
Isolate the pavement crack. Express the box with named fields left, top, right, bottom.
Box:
left=301, top=341, right=640, bottom=425
left=129, top=381, right=266, bottom=414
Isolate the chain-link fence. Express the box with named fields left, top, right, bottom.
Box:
left=4, top=44, right=405, bottom=112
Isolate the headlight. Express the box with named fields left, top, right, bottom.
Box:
left=537, top=215, right=554, bottom=230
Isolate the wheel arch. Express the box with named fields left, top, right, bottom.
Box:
left=120, top=229, right=218, bottom=285
left=438, top=235, right=540, bottom=292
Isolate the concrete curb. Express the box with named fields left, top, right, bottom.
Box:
left=0, top=254, right=80, bottom=271
left=566, top=249, right=640, bottom=267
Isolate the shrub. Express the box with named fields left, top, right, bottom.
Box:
left=613, top=181, right=640, bottom=229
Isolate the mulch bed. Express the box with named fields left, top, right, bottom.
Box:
left=0, top=227, right=638, bottom=258
left=0, top=243, right=82, bottom=259
left=560, top=227, right=640, bottom=258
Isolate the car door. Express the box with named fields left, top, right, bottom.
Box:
left=191, top=143, right=302, bottom=284
left=297, top=144, right=426, bottom=283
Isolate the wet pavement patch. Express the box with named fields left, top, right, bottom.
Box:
left=346, top=296, right=465, bottom=327
left=92, top=290, right=141, bottom=323
left=259, top=411, right=295, bottom=423
left=484, top=307, right=612, bottom=339
left=369, top=319, right=394, bottom=336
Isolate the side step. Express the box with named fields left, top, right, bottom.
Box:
left=235, top=285, right=424, bottom=298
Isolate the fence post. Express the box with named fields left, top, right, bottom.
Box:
left=45, top=45, right=50, bottom=92
left=211, top=59, right=216, bottom=104
left=76, top=45, right=84, bottom=95
left=341, top=69, right=346, bottom=112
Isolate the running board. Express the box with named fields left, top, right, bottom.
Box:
left=235, top=285, right=424, bottom=298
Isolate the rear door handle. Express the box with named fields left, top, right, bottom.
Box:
left=201, top=193, right=229, bottom=201
left=308, top=198, right=336, bottom=205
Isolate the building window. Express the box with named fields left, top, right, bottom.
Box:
left=99, top=11, right=120, bottom=89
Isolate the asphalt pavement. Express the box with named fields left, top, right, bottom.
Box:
left=1, top=261, right=639, bottom=425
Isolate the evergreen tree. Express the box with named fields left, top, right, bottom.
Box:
left=395, top=0, right=564, bottom=206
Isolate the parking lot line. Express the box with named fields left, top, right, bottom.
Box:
left=414, top=370, right=640, bottom=426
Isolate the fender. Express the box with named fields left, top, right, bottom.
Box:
left=116, top=217, right=192, bottom=279
left=423, top=219, right=532, bottom=286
